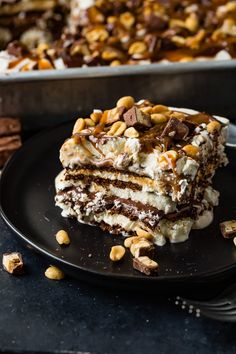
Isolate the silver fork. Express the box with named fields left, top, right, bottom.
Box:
left=175, top=283, right=236, bottom=322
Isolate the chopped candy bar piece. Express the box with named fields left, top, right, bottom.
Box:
left=133, top=256, right=159, bottom=276
left=124, top=107, right=151, bottom=128
left=220, top=220, right=236, bottom=238
left=2, top=252, right=24, bottom=275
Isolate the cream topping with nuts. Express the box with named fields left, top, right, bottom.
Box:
left=60, top=101, right=228, bottom=199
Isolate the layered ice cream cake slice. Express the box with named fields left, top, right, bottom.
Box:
left=55, top=97, right=228, bottom=246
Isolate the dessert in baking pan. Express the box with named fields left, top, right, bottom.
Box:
left=55, top=97, right=228, bottom=246
left=1, top=0, right=236, bottom=72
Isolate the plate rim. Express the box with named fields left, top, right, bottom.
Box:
left=0, top=123, right=236, bottom=283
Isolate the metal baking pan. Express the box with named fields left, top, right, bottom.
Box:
left=0, top=60, right=236, bottom=132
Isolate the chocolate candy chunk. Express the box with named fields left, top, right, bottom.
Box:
left=133, top=256, right=159, bottom=276
left=161, top=117, right=189, bottom=140
left=7, top=41, right=29, bottom=58
left=2, top=252, right=24, bottom=275
left=124, top=106, right=151, bottom=128
left=145, top=14, right=168, bottom=31
left=0, top=135, right=22, bottom=167
left=0, top=118, right=21, bottom=137
left=220, top=220, right=236, bottom=239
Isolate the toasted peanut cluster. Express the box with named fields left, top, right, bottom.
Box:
left=4, top=0, right=236, bottom=71
left=71, top=96, right=223, bottom=167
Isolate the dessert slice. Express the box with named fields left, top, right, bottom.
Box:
left=55, top=97, right=228, bottom=246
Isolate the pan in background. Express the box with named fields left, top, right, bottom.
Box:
left=0, top=60, right=236, bottom=132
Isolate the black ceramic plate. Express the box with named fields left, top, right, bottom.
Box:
left=1, top=122, right=236, bottom=290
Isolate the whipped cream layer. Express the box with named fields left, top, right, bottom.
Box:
left=55, top=167, right=220, bottom=246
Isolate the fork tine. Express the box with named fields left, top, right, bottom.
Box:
left=189, top=302, right=233, bottom=310
left=181, top=298, right=236, bottom=313
left=180, top=297, right=228, bottom=307
left=199, top=305, right=236, bottom=313
left=200, top=309, right=236, bottom=322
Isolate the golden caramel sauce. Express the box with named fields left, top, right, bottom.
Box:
left=185, top=113, right=213, bottom=125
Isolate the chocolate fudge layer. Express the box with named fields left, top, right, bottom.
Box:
left=55, top=97, right=228, bottom=246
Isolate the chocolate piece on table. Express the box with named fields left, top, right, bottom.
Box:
left=0, top=118, right=21, bottom=137
left=220, top=220, right=236, bottom=239
left=0, top=117, right=22, bottom=167
left=0, top=135, right=22, bottom=163
left=123, top=107, right=151, bottom=128
left=133, top=256, right=159, bottom=276
left=2, top=252, right=24, bottom=275
left=161, top=117, right=189, bottom=140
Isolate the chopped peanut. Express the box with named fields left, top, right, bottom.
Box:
left=135, top=227, right=153, bottom=240
left=140, top=106, right=153, bottom=114
left=130, top=239, right=154, bottom=258
left=151, top=113, right=168, bottom=124
left=38, top=58, right=53, bottom=70
left=120, top=12, right=135, bottom=29
left=90, top=111, right=102, bottom=123
left=45, top=266, right=65, bottom=280
left=124, top=127, right=139, bottom=138
left=106, top=107, right=123, bottom=124
left=102, top=49, right=120, bottom=61
left=182, top=144, right=200, bottom=158
left=55, top=230, right=70, bottom=245
left=128, top=41, right=147, bottom=55
left=110, top=60, right=121, bottom=66
left=124, top=236, right=139, bottom=248
left=73, top=118, right=86, bottom=134
left=108, top=121, right=127, bottom=136
left=116, top=96, right=134, bottom=109
left=85, top=118, right=95, bottom=127
left=207, top=121, right=221, bottom=134
left=159, top=150, right=178, bottom=170
left=109, top=245, right=126, bottom=261
left=85, top=27, right=108, bottom=43
left=185, top=13, right=199, bottom=32
left=152, top=105, right=169, bottom=114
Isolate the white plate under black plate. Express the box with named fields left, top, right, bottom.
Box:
left=0, top=122, right=236, bottom=291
